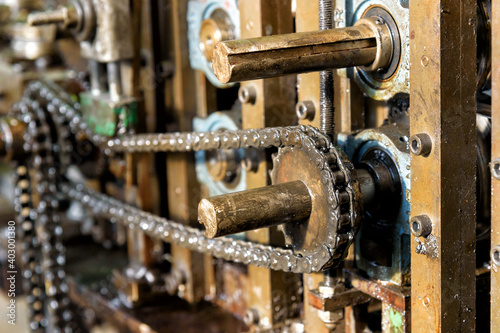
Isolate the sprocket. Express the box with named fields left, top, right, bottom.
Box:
left=270, top=128, right=362, bottom=269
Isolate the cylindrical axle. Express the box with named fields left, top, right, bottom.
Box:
left=212, top=17, right=393, bottom=83
left=199, top=181, right=312, bottom=238
left=198, top=163, right=397, bottom=238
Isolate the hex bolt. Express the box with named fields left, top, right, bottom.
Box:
left=243, top=308, right=260, bottom=326
left=410, top=215, right=432, bottom=237
left=410, top=133, right=432, bottom=156
left=492, top=245, right=500, bottom=267
left=238, top=85, right=257, bottom=105
left=296, top=101, right=316, bottom=121
left=490, top=158, right=500, bottom=180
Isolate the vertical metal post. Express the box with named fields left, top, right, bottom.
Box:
left=491, top=0, right=500, bottom=330
left=295, top=1, right=332, bottom=332
left=166, top=0, right=205, bottom=303
left=107, top=61, right=123, bottom=101
left=238, top=0, right=298, bottom=329
left=318, top=0, right=334, bottom=138
left=410, top=0, right=476, bottom=331
left=89, top=60, right=106, bottom=96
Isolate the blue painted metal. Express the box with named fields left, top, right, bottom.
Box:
left=187, top=0, right=240, bottom=88
left=193, top=112, right=246, bottom=196
left=338, top=125, right=411, bottom=285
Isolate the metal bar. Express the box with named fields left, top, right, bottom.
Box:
left=308, top=288, right=372, bottom=312
left=199, top=181, right=312, bottom=238
left=212, top=26, right=378, bottom=83
left=166, top=0, right=205, bottom=304
left=107, top=61, right=123, bottom=101
left=491, top=0, right=500, bottom=330
left=409, top=0, right=477, bottom=331
left=344, top=269, right=410, bottom=313
left=295, top=1, right=331, bottom=331
left=89, top=60, right=105, bottom=96
left=238, top=0, right=298, bottom=328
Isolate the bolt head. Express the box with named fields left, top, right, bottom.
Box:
left=238, top=85, right=257, bottom=104
left=492, top=245, right=500, bottom=267
left=491, top=158, right=500, bottom=180
left=410, top=215, right=432, bottom=237
left=244, top=308, right=260, bottom=326
left=410, top=133, right=432, bottom=156
left=296, top=101, right=315, bottom=121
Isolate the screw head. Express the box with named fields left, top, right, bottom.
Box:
left=238, top=85, right=257, bottom=105
left=410, top=215, right=432, bottom=237
left=490, top=158, right=500, bottom=180
left=296, top=101, right=315, bottom=121
left=410, top=133, right=432, bottom=156
left=492, top=245, right=500, bottom=267
left=244, top=308, right=260, bottom=326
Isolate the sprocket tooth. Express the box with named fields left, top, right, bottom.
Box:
left=270, top=125, right=362, bottom=272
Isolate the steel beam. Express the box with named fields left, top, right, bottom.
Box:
left=409, top=0, right=477, bottom=331
left=237, top=0, right=299, bottom=330
left=491, top=0, right=500, bottom=331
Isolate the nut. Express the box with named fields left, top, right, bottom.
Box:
left=410, top=215, right=432, bottom=237
left=296, top=101, right=315, bottom=120
left=318, top=309, right=343, bottom=331
left=492, top=244, right=500, bottom=267
left=243, top=307, right=260, bottom=326
left=410, top=133, right=432, bottom=156
left=490, top=158, right=500, bottom=180
left=238, top=85, right=257, bottom=104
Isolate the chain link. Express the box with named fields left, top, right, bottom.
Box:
left=9, top=80, right=360, bottom=331
left=11, top=87, right=79, bottom=332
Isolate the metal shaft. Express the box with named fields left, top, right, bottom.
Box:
left=107, top=61, right=123, bottom=101
left=198, top=167, right=389, bottom=238
left=199, top=181, right=312, bottom=238
left=212, top=22, right=383, bottom=84
left=89, top=60, right=106, bottom=96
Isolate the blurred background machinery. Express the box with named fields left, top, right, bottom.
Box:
left=0, top=0, right=497, bottom=332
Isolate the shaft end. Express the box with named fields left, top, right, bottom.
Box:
left=212, top=42, right=232, bottom=84
left=199, top=198, right=219, bottom=238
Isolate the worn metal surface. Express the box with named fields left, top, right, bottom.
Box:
left=67, top=277, right=248, bottom=333
left=199, top=181, right=312, bottom=238
left=270, top=137, right=362, bottom=262
left=409, top=0, right=477, bottom=331
left=344, top=268, right=410, bottom=313
left=212, top=24, right=383, bottom=84
left=308, top=288, right=371, bottom=312
left=80, top=0, right=133, bottom=62
left=339, top=125, right=411, bottom=286
left=236, top=1, right=300, bottom=329
left=337, top=0, right=410, bottom=101
left=187, top=0, right=240, bottom=88
left=492, top=0, right=500, bottom=330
